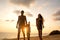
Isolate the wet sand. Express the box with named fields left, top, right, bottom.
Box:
left=3, top=35, right=60, bottom=40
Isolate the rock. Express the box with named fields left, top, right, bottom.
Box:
left=49, top=30, right=60, bottom=35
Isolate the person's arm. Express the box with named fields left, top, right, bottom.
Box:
left=16, top=16, right=20, bottom=28
left=42, top=18, right=44, bottom=28
left=36, top=18, right=38, bottom=27
left=25, top=16, right=27, bottom=25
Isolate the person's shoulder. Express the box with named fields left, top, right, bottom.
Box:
left=23, top=15, right=26, bottom=17
left=18, top=16, right=21, bottom=18
left=36, top=18, right=38, bottom=20
left=18, top=15, right=21, bottom=17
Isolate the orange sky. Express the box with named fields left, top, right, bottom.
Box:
left=0, top=0, right=60, bottom=35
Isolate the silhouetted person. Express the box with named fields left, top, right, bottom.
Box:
left=16, top=10, right=27, bottom=40
left=26, top=22, right=30, bottom=40
left=36, top=14, right=44, bottom=40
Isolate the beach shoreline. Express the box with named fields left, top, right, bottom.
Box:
left=2, top=35, right=60, bottom=40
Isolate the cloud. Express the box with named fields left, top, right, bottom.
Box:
left=5, top=20, right=10, bottom=21
left=54, top=17, right=60, bottom=21
left=5, top=20, right=15, bottom=22
left=0, top=19, right=15, bottom=22
left=14, top=10, right=33, bottom=17
left=0, top=0, right=6, bottom=3
left=53, top=10, right=60, bottom=16
left=10, top=0, right=35, bottom=7
left=14, top=10, right=20, bottom=15
left=53, top=10, right=60, bottom=21
left=25, top=12, right=33, bottom=17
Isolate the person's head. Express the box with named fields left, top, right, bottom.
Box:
left=21, top=10, right=24, bottom=16
left=38, top=14, right=41, bottom=18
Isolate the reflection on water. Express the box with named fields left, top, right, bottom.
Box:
left=0, top=32, right=17, bottom=39
left=0, top=32, right=48, bottom=40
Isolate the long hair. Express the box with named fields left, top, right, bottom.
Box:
left=38, top=14, right=44, bottom=24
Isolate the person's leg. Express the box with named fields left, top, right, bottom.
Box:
left=27, top=26, right=30, bottom=40
left=22, top=28, right=25, bottom=40
left=27, top=28, right=30, bottom=40
left=27, top=32, right=30, bottom=40
left=38, top=30, right=42, bottom=40
left=17, top=28, right=20, bottom=40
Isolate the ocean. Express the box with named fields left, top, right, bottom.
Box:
left=0, top=32, right=17, bottom=40
left=0, top=32, right=48, bottom=40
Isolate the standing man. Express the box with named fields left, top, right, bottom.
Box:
left=36, top=14, right=44, bottom=40
left=16, top=10, right=27, bottom=40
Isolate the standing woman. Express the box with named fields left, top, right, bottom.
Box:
left=36, top=14, right=44, bottom=40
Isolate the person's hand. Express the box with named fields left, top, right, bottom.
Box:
left=16, top=24, right=18, bottom=28
left=16, top=25, right=18, bottom=28
left=43, top=25, right=44, bottom=28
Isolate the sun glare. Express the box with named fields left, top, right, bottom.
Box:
left=24, top=27, right=27, bottom=35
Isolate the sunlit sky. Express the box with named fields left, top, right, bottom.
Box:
left=0, top=0, right=60, bottom=35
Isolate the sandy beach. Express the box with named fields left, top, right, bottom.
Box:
left=3, top=35, right=60, bottom=40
